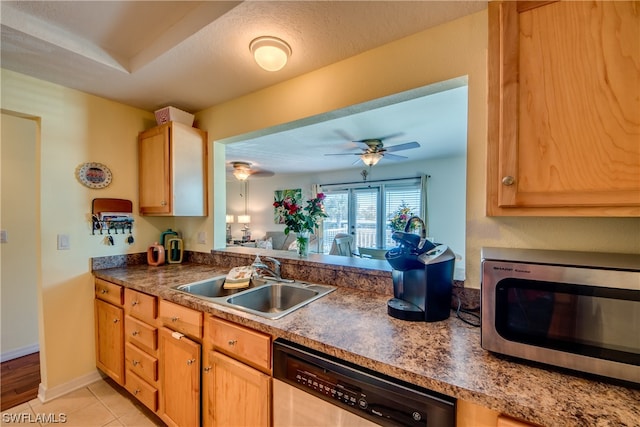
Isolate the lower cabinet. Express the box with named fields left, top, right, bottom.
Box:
left=203, top=315, right=272, bottom=427
left=456, top=400, right=536, bottom=427
left=158, top=327, right=201, bottom=427
left=95, top=298, right=124, bottom=385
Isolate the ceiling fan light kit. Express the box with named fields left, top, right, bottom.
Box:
left=232, top=161, right=252, bottom=181
left=250, top=36, right=292, bottom=72
left=361, top=152, right=383, bottom=166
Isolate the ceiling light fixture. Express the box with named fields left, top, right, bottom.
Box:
left=361, top=152, right=383, bottom=166
left=232, top=161, right=252, bottom=181
left=250, top=36, right=292, bottom=72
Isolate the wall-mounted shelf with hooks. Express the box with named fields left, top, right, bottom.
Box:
left=91, top=198, right=134, bottom=237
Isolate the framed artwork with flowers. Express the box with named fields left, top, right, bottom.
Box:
left=274, top=189, right=301, bottom=224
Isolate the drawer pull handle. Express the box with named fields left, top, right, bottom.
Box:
left=187, top=358, right=196, bottom=365
left=228, top=339, right=237, bottom=346
left=134, top=389, right=140, bottom=395
left=204, top=366, right=212, bottom=373
left=171, top=316, right=180, bottom=322
left=131, top=300, right=138, bottom=306
left=501, top=175, right=515, bottom=186
left=132, top=331, right=139, bottom=336
left=132, top=360, right=139, bottom=366
left=101, top=289, right=108, bottom=294
left=113, top=318, right=119, bottom=323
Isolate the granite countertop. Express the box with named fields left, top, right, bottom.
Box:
left=93, top=262, right=640, bottom=427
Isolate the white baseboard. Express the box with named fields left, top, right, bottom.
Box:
left=0, top=343, right=39, bottom=363
left=37, top=370, right=104, bottom=403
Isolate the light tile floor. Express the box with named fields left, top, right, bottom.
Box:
left=1, top=378, right=165, bottom=426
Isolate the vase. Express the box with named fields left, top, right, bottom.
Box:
left=296, top=230, right=310, bottom=257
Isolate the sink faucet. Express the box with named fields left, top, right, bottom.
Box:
left=251, top=255, right=293, bottom=282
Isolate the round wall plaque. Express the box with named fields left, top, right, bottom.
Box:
left=76, top=162, right=112, bottom=189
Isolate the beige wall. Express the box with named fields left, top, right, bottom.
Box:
left=0, top=70, right=164, bottom=393
left=1, top=114, right=40, bottom=358
left=196, top=9, right=639, bottom=286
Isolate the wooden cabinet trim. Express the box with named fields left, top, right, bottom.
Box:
left=208, top=316, right=271, bottom=373
left=125, top=315, right=158, bottom=352
left=124, top=288, right=157, bottom=323
left=95, top=278, right=123, bottom=306
left=94, top=299, right=124, bottom=385
left=125, top=342, right=158, bottom=383
left=158, top=327, right=201, bottom=427
left=125, top=369, right=158, bottom=412
left=487, top=1, right=640, bottom=216
left=159, top=299, right=203, bottom=339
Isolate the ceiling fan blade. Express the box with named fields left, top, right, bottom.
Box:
left=383, top=153, right=408, bottom=161
left=384, top=141, right=420, bottom=152
left=324, top=152, right=361, bottom=156
left=334, top=129, right=356, bottom=141
left=250, top=170, right=275, bottom=178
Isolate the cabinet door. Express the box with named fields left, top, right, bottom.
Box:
left=487, top=1, right=640, bottom=216
left=95, top=299, right=124, bottom=385
left=158, top=327, right=201, bottom=427
left=139, top=124, right=171, bottom=215
left=209, top=351, right=271, bottom=427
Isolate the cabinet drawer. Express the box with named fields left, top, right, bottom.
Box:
left=125, top=369, right=158, bottom=412
left=159, top=300, right=203, bottom=339
left=125, top=315, right=157, bottom=352
left=124, top=289, right=157, bottom=323
left=95, top=279, right=123, bottom=306
left=209, top=317, right=271, bottom=372
left=125, top=342, right=157, bottom=383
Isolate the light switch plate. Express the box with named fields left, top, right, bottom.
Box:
left=57, top=234, right=70, bottom=250
left=197, top=231, right=206, bottom=244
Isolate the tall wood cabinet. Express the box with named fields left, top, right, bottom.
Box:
left=138, top=121, right=208, bottom=216
left=94, top=279, right=124, bottom=385
left=487, top=1, right=640, bottom=216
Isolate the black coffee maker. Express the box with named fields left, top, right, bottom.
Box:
left=385, top=217, right=455, bottom=322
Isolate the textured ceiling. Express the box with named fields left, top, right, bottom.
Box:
left=1, top=1, right=485, bottom=175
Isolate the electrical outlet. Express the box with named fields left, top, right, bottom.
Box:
left=197, top=231, right=206, bottom=244
left=57, top=234, right=70, bottom=250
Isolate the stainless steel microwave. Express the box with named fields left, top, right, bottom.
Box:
left=481, top=247, right=640, bottom=384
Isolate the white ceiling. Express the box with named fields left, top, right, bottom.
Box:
left=0, top=0, right=485, bottom=176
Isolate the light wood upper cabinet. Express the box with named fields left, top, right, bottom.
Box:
left=138, top=121, right=208, bottom=216
left=487, top=1, right=640, bottom=216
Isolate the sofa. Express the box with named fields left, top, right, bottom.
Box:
left=244, top=231, right=318, bottom=251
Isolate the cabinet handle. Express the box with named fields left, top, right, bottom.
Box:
left=161, top=201, right=167, bottom=206
left=134, top=389, right=140, bottom=395
left=113, top=318, right=119, bottom=323
left=101, top=289, right=108, bottom=294
left=132, top=360, right=139, bottom=366
left=228, top=339, right=237, bottom=346
left=502, top=175, right=515, bottom=186
left=171, top=316, right=180, bottom=322
left=131, top=300, right=138, bottom=306
left=187, top=358, right=196, bottom=365
left=132, top=331, right=139, bottom=336
left=204, top=366, right=212, bottom=373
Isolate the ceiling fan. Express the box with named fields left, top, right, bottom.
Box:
left=228, top=161, right=274, bottom=181
left=325, top=133, right=420, bottom=166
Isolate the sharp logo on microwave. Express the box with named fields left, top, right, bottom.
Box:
left=492, top=266, right=532, bottom=274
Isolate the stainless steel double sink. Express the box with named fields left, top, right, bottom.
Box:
left=172, top=276, right=336, bottom=320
